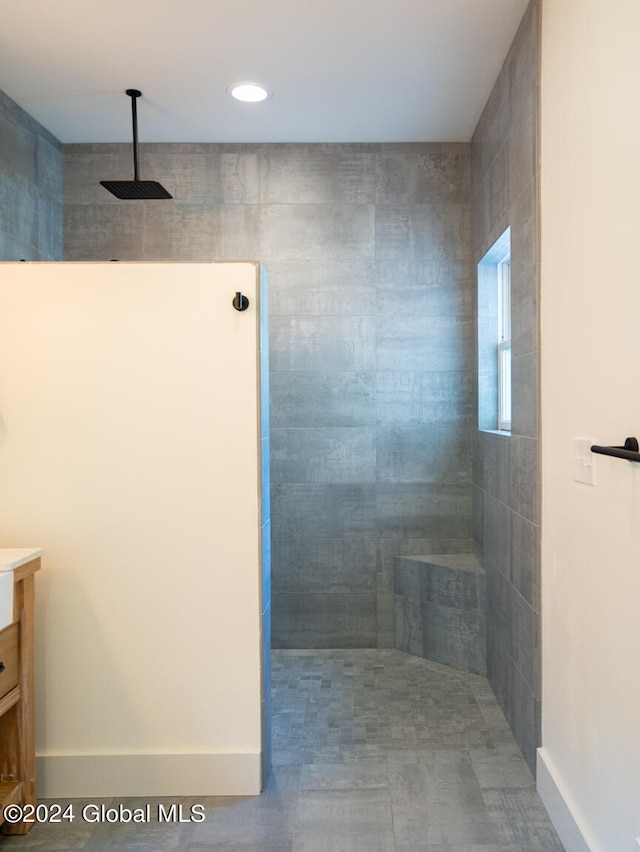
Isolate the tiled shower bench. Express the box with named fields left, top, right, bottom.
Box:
left=393, top=553, right=486, bottom=676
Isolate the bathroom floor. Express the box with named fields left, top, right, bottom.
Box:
left=0, top=649, right=564, bottom=851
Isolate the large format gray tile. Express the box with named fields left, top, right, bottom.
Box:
left=471, top=67, right=510, bottom=202
left=375, top=256, right=472, bottom=317
left=0, top=168, right=39, bottom=245
left=376, top=315, right=474, bottom=373
left=270, top=316, right=376, bottom=372
left=375, top=204, right=471, bottom=263
left=473, top=485, right=484, bottom=549
left=63, top=203, right=142, bottom=260
left=510, top=513, right=540, bottom=610
left=509, top=187, right=539, bottom=359
left=268, top=260, right=376, bottom=317
left=469, top=743, right=541, bottom=790
left=0, top=112, right=38, bottom=184
left=482, top=494, right=512, bottom=579
left=507, top=86, right=537, bottom=209
left=85, top=811, right=191, bottom=850
left=272, top=594, right=378, bottom=649
left=260, top=204, right=374, bottom=262
left=37, top=134, right=64, bottom=199
left=260, top=145, right=376, bottom=204
left=510, top=591, right=540, bottom=696
left=271, top=427, right=375, bottom=484
left=388, top=749, right=499, bottom=847
left=300, top=763, right=388, bottom=792
left=141, top=203, right=261, bottom=260
left=508, top=659, right=541, bottom=776
left=187, top=844, right=290, bottom=851
left=63, top=147, right=121, bottom=205
left=270, top=372, right=376, bottom=428
left=511, top=350, right=539, bottom=439
left=375, top=593, right=395, bottom=649
left=376, top=370, right=474, bottom=427
left=375, top=144, right=470, bottom=205
left=475, top=430, right=511, bottom=505
left=479, top=143, right=510, bottom=253
left=294, top=789, right=394, bottom=852
left=376, top=425, right=473, bottom=484
left=38, top=197, right=64, bottom=258
left=146, top=150, right=260, bottom=204
left=0, top=228, right=31, bottom=261
left=509, top=436, right=539, bottom=525
left=272, top=537, right=377, bottom=594
left=483, top=786, right=564, bottom=851
left=507, top=0, right=541, bottom=116
left=188, top=767, right=300, bottom=850
left=376, top=483, right=472, bottom=540
left=271, top=484, right=376, bottom=539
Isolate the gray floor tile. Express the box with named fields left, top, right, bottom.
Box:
left=187, top=846, right=291, bottom=852
left=189, top=767, right=300, bottom=849
left=482, top=787, right=566, bottom=851
left=0, top=649, right=564, bottom=852
left=469, top=746, right=538, bottom=789
left=300, top=763, right=388, bottom=791
left=389, top=750, right=499, bottom=846
left=413, top=847, right=516, bottom=852
left=293, top=789, right=394, bottom=852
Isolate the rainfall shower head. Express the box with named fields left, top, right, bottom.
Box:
left=100, top=89, right=172, bottom=200
left=100, top=178, right=171, bottom=200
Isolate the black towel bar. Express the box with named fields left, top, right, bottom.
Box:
left=590, top=437, right=640, bottom=463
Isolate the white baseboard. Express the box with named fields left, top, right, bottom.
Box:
left=537, top=747, right=594, bottom=852
left=37, top=751, right=262, bottom=798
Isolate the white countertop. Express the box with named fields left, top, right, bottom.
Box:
left=0, top=548, right=43, bottom=572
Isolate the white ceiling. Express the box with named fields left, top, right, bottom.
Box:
left=0, top=0, right=530, bottom=144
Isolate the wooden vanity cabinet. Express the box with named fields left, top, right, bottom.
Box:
left=0, top=556, right=40, bottom=835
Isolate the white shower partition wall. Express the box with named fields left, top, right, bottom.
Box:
left=0, top=262, right=270, bottom=798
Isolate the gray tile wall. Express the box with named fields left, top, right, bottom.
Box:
left=394, top=553, right=487, bottom=676
left=63, top=141, right=474, bottom=649
left=471, top=0, right=540, bottom=774
left=0, top=89, right=63, bottom=260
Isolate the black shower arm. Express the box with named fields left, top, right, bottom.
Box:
left=126, top=88, right=142, bottom=182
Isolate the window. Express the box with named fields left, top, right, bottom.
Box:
left=497, top=255, right=511, bottom=431
left=478, top=227, right=511, bottom=433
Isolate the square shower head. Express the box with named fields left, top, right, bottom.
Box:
left=100, top=180, right=173, bottom=200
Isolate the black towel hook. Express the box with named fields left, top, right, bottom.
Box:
left=232, top=292, right=249, bottom=312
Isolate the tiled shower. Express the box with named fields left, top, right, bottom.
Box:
left=63, top=141, right=476, bottom=651
left=472, top=0, right=540, bottom=772
left=0, top=0, right=540, bottom=774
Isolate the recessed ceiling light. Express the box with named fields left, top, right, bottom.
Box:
left=227, top=82, right=272, bottom=103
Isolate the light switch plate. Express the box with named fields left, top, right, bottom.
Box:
left=573, top=438, right=596, bottom=485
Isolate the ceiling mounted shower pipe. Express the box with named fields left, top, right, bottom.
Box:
left=100, top=88, right=172, bottom=200
left=128, top=88, right=142, bottom=182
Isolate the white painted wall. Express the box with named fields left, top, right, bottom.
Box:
left=0, top=262, right=266, bottom=797
left=539, top=2, right=640, bottom=849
